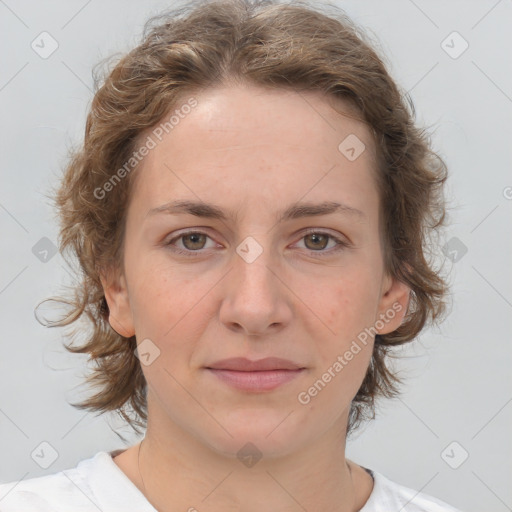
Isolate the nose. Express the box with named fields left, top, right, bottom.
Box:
left=218, top=238, right=292, bottom=337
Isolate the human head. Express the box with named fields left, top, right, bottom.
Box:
left=46, top=0, right=448, bottom=439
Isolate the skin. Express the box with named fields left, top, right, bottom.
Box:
left=102, top=83, right=410, bottom=512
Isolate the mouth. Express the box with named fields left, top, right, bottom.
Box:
left=205, top=357, right=307, bottom=392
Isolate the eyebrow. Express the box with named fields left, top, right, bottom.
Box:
left=147, top=199, right=366, bottom=223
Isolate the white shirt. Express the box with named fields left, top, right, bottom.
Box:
left=0, top=450, right=461, bottom=511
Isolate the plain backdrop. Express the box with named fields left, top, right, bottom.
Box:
left=1, top=1, right=511, bottom=511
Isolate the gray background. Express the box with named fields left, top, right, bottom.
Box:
left=1, top=1, right=511, bottom=510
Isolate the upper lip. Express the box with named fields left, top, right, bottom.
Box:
left=206, top=357, right=305, bottom=371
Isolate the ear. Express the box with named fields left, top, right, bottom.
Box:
left=375, top=272, right=411, bottom=335
left=99, top=267, right=135, bottom=338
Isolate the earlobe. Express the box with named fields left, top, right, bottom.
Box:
left=376, top=274, right=411, bottom=335
left=100, top=268, right=136, bottom=338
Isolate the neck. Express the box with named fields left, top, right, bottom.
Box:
left=132, top=405, right=369, bottom=512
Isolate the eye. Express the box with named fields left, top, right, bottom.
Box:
left=164, top=229, right=350, bottom=257
left=165, top=231, right=216, bottom=256
left=294, top=229, right=350, bottom=255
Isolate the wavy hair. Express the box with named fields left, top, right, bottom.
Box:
left=40, top=0, right=449, bottom=437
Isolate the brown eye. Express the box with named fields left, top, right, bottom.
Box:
left=180, top=232, right=208, bottom=250
left=295, top=230, right=349, bottom=256
left=165, top=231, right=215, bottom=255
left=303, top=232, right=329, bottom=250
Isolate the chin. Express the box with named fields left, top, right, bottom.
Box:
left=202, top=408, right=311, bottom=461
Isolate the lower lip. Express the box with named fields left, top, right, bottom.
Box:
left=206, top=368, right=305, bottom=392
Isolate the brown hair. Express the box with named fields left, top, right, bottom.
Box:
left=41, top=0, right=449, bottom=437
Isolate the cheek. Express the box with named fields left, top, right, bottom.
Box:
left=305, top=267, right=381, bottom=342
left=128, top=259, right=217, bottom=343
left=303, top=283, right=375, bottom=408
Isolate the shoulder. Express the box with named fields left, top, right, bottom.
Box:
left=0, top=450, right=154, bottom=512
left=0, top=460, right=94, bottom=512
left=361, top=469, right=463, bottom=512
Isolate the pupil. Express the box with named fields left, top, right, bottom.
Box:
left=308, top=233, right=327, bottom=250
left=182, top=233, right=329, bottom=251
left=185, top=233, right=204, bottom=249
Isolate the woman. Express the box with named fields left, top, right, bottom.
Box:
left=0, top=0, right=461, bottom=510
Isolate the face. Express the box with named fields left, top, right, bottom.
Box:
left=102, top=83, right=410, bottom=459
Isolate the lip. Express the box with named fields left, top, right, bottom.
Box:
left=206, top=357, right=305, bottom=371
left=205, top=357, right=307, bottom=392
left=206, top=368, right=306, bottom=392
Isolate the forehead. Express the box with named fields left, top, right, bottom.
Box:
left=165, top=84, right=372, bottom=152
left=130, top=84, right=379, bottom=218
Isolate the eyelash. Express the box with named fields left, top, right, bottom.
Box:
left=164, top=228, right=350, bottom=258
